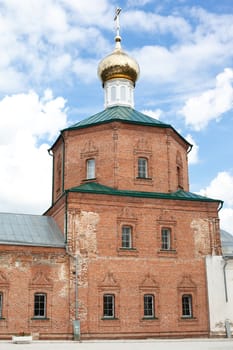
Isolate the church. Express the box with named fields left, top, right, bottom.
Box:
left=0, top=10, right=231, bottom=340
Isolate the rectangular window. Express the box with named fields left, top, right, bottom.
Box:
left=144, top=294, right=154, bottom=318
left=182, top=294, right=192, bottom=318
left=34, top=293, right=46, bottom=318
left=86, top=159, right=95, bottom=179
left=122, top=226, right=132, bottom=249
left=0, top=293, right=2, bottom=318
left=103, top=294, right=115, bottom=318
left=138, top=157, right=148, bottom=178
left=161, top=228, right=171, bottom=250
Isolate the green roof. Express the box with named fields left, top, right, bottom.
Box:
left=65, top=106, right=170, bottom=131
left=67, top=182, right=222, bottom=204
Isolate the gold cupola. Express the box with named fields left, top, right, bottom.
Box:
left=98, top=8, right=140, bottom=109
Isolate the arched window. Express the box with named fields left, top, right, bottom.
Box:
left=111, top=86, right=116, bottom=102
left=122, top=226, right=132, bottom=249
left=120, top=85, right=126, bottom=101
left=182, top=294, right=193, bottom=318
left=176, top=152, right=183, bottom=189
left=138, top=157, right=148, bottom=178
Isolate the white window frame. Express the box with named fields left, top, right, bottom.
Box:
left=34, top=293, right=46, bottom=318
left=161, top=227, right=171, bottom=250
left=103, top=294, right=115, bottom=319
left=138, top=157, right=148, bottom=178
left=182, top=294, right=193, bottom=318
left=121, top=226, right=132, bottom=249
left=144, top=294, right=155, bottom=318
left=0, top=293, right=3, bottom=318
left=86, top=158, right=95, bottom=179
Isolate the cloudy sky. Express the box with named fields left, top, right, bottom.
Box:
left=0, top=0, right=233, bottom=234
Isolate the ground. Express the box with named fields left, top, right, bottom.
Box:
left=0, top=339, right=233, bottom=350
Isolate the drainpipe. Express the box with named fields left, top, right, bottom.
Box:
left=64, top=200, right=80, bottom=341
left=60, top=132, right=65, bottom=193
left=48, top=148, right=55, bottom=205
left=66, top=247, right=80, bottom=341
left=223, top=258, right=228, bottom=302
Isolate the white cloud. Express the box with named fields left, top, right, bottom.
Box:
left=185, top=134, right=199, bottom=164
left=0, top=90, right=68, bottom=214
left=141, top=109, right=162, bottom=119
left=199, top=171, right=233, bottom=207
left=219, top=208, right=233, bottom=235
left=123, top=10, right=191, bottom=38
left=180, top=68, right=233, bottom=130
left=198, top=171, right=233, bottom=234
left=0, top=0, right=113, bottom=93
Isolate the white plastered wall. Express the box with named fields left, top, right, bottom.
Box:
left=206, top=255, right=233, bottom=336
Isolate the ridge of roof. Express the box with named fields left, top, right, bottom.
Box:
left=67, top=182, right=221, bottom=203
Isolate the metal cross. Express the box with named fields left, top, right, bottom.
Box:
left=114, top=7, right=122, bottom=37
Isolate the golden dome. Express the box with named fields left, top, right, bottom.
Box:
left=98, top=36, right=140, bottom=86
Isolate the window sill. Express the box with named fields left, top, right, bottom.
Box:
left=134, top=178, right=153, bottom=186
left=101, top=317, right=119, bottom=321
left=82, top=178, right=97, bottom=183
left=142, top=317, right=158, bottom=320
left=118, top=248, right=138, bottom=257
left=179, top=317, right=198, bottom=324
left=31, top=317, right=50, bottom=321
left=136, top=177, right=152, bottom=180
left=157, top=249, right=177, bottom=257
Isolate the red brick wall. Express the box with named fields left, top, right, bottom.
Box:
left=0, top=245, right=72, bottom=340
left=52, top=122, right=189, bottom=197
left=46, top=120, right=221, bottom=339
left=63, top=192, right=220, bottom=339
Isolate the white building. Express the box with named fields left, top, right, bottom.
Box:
left=206, top=229, right=233, bottom=337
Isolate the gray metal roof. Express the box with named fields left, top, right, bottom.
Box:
left=0, top=213, right=65, bottom=248
left=221, top=229, right=233, bottom=257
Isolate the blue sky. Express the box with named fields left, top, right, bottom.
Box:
left=0, top=0, right=232, bottom=234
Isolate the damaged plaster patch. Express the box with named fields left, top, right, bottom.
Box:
left=191, top=219, right=210, bottom=256
left=67, top=210, right=99, bottom=291
left=75, top=211, right=99, bottom=257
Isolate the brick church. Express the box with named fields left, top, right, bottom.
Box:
left=0, top=11, right=223, bottom=340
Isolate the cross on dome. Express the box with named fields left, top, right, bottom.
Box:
left=114, top=7, right=121, bottom=38
left=97, top=7, right=140, bottom=109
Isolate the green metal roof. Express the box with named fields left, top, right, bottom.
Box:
left=68, top=182, right=222, bottom=204
left=64, top=106, right=170, bottom=131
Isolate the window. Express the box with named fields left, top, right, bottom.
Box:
left=182, top=294, right=193, bottom=318
left=144, top=294, right=154, bottom=318
left=86, top=158, right=95, bottom=179
left=120, top=85, right=126, bottom=101
left=138, top=157, right=148, bottom=178
left=103, top=294, right=115, bottom=318
left=34, top=293, right=46, bottom=318
left=122, top=226, right=132, bottom=249
left=0, top=293, right=2, bottom=318
left=111, top=86, right=116, bottom=101
left=161, top=228, right=171, bottom=250
left=176, top=151, right=183, bottom=189
left=177, top=166, right=183, bottom=189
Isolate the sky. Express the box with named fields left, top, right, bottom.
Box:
left=0, top=0, right=232, bottom=234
